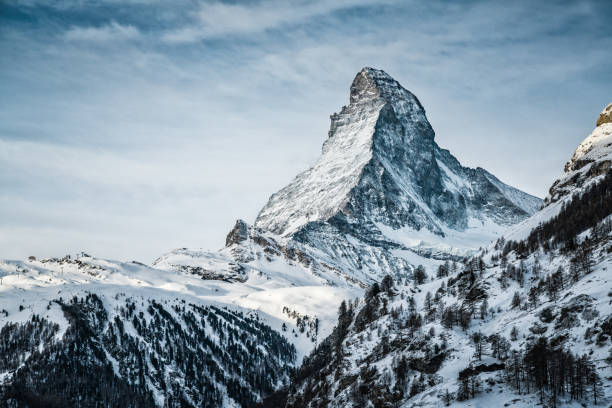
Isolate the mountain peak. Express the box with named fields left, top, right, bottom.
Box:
left=546, top=102, right=612, bottom=204
left=255, top=68, right=540, bottom=242
left=349, top=67, right=394, bottom=104
left=596, top=102, right=612, bottom=127
left=255, top=68, right=433, bottom=237
left=349, top=67, right=425, bottom=111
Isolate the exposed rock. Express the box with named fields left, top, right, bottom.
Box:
left=225, top=219, right=250, bottom=247
left=529, top=322, right=548, bottom=334
left=554, top=294, right=594, bottom=330
left=547, top=102, right=612, bottom=204
left=596, top=103, right=612, bottom=127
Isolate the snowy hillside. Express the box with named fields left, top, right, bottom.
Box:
left=0, top=253, right=357, bottom=407
left=505, top=102, right=612, bottom=243
left=266, top=102, right=612, bottom=408
left=547, top=102, right=612, bottom=204
left=273, top=233, right=612, bottom=407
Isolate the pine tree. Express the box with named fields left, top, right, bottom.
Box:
left=511, top=292, right=521, bottom=309
left=424, top=292, right=433, bottom=316
left=477, top=257, right=485, bottom=276
left=528, top=287, right=539, bottom=310
left=459, top=307, right=471, bottom=331
left=553, top=267, right=564, bottom=290
left=381, top=275, right=394, bottom=295
left=472, top=332, right=483, bottom=360
left=456, top=376, right=470, bottom=401
left=413, top=265, right=427, bottom=285
left=585, top=355, right=604, bottom=404
left=479, top=299, right=488, bottom=320
left=510, top=326, right=519, bottom=341
left=545, top=275, right=558, bottom=302
left=441, top=389, right=452, bottom=406
left=438, top=261, right=450, bottom=278
left=570, top=257, right=581, bottom=283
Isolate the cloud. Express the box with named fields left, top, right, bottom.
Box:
left=162, top=0, right=394, bottom=43
left=63, top=21, right=140, bottom=42
left=13, top=0, right=162, bottom=8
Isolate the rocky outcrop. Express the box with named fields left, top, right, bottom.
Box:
left=547, top=102, right=612, bottom=204
left=596, top=103, right=612, bottom=126
left=225, top=219, right=249, bottom=246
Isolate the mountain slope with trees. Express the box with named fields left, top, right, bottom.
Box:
left=263, top=103, right=612, bottom=407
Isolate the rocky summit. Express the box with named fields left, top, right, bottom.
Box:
left=256, top=68, right=540, bottom=268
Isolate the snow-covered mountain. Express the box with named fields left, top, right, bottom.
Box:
left=548, top=102, right=612, bottom=204
left=256, top=68, right=540, bottom=263
left=0, top=255, right=302, bottom=407
left=269, top=102, right=612, bottom=408
left=1, top=68, right=608, bottom=408
left=159, top=68, right=541, bottom=293
left=505, top=102, right=612, bottom=243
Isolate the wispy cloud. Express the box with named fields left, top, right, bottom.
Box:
left=162, top=0, right=394, bottom=43
left=63, top=21, right=140, bottom=42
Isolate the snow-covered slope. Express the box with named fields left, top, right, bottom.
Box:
left=547, top=102, right=612, bottom=204
left=272, top=101, right=612, bottom=408
left=277, top=230, right=612, bottom=407
left=0, top=253, right=353, bottom=361
left=0, top=253, right=357, bottom=407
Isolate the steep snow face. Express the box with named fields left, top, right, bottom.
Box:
left=254, top=70, right=389, bottom=238
left=547, top=103, right=612, bottom=204
left=256, top=67, right=540, bottom=259
left=481, top=170, right=542, bottom=215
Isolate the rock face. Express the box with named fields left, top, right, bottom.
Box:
left=225, top=219, right=250, bottom=247
left=547, top=102, right=612, bottom=203
left=255, top=68, right=541, bottom=269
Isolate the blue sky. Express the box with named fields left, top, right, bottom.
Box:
left=1, top=0, right=611, bottom=262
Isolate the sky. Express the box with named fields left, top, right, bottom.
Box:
left=1, top=0, right=611, bottom=263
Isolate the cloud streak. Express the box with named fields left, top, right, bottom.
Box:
left=63, top=21, right=140, bottom=42
left=162, top=0, right=395, bottom=43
